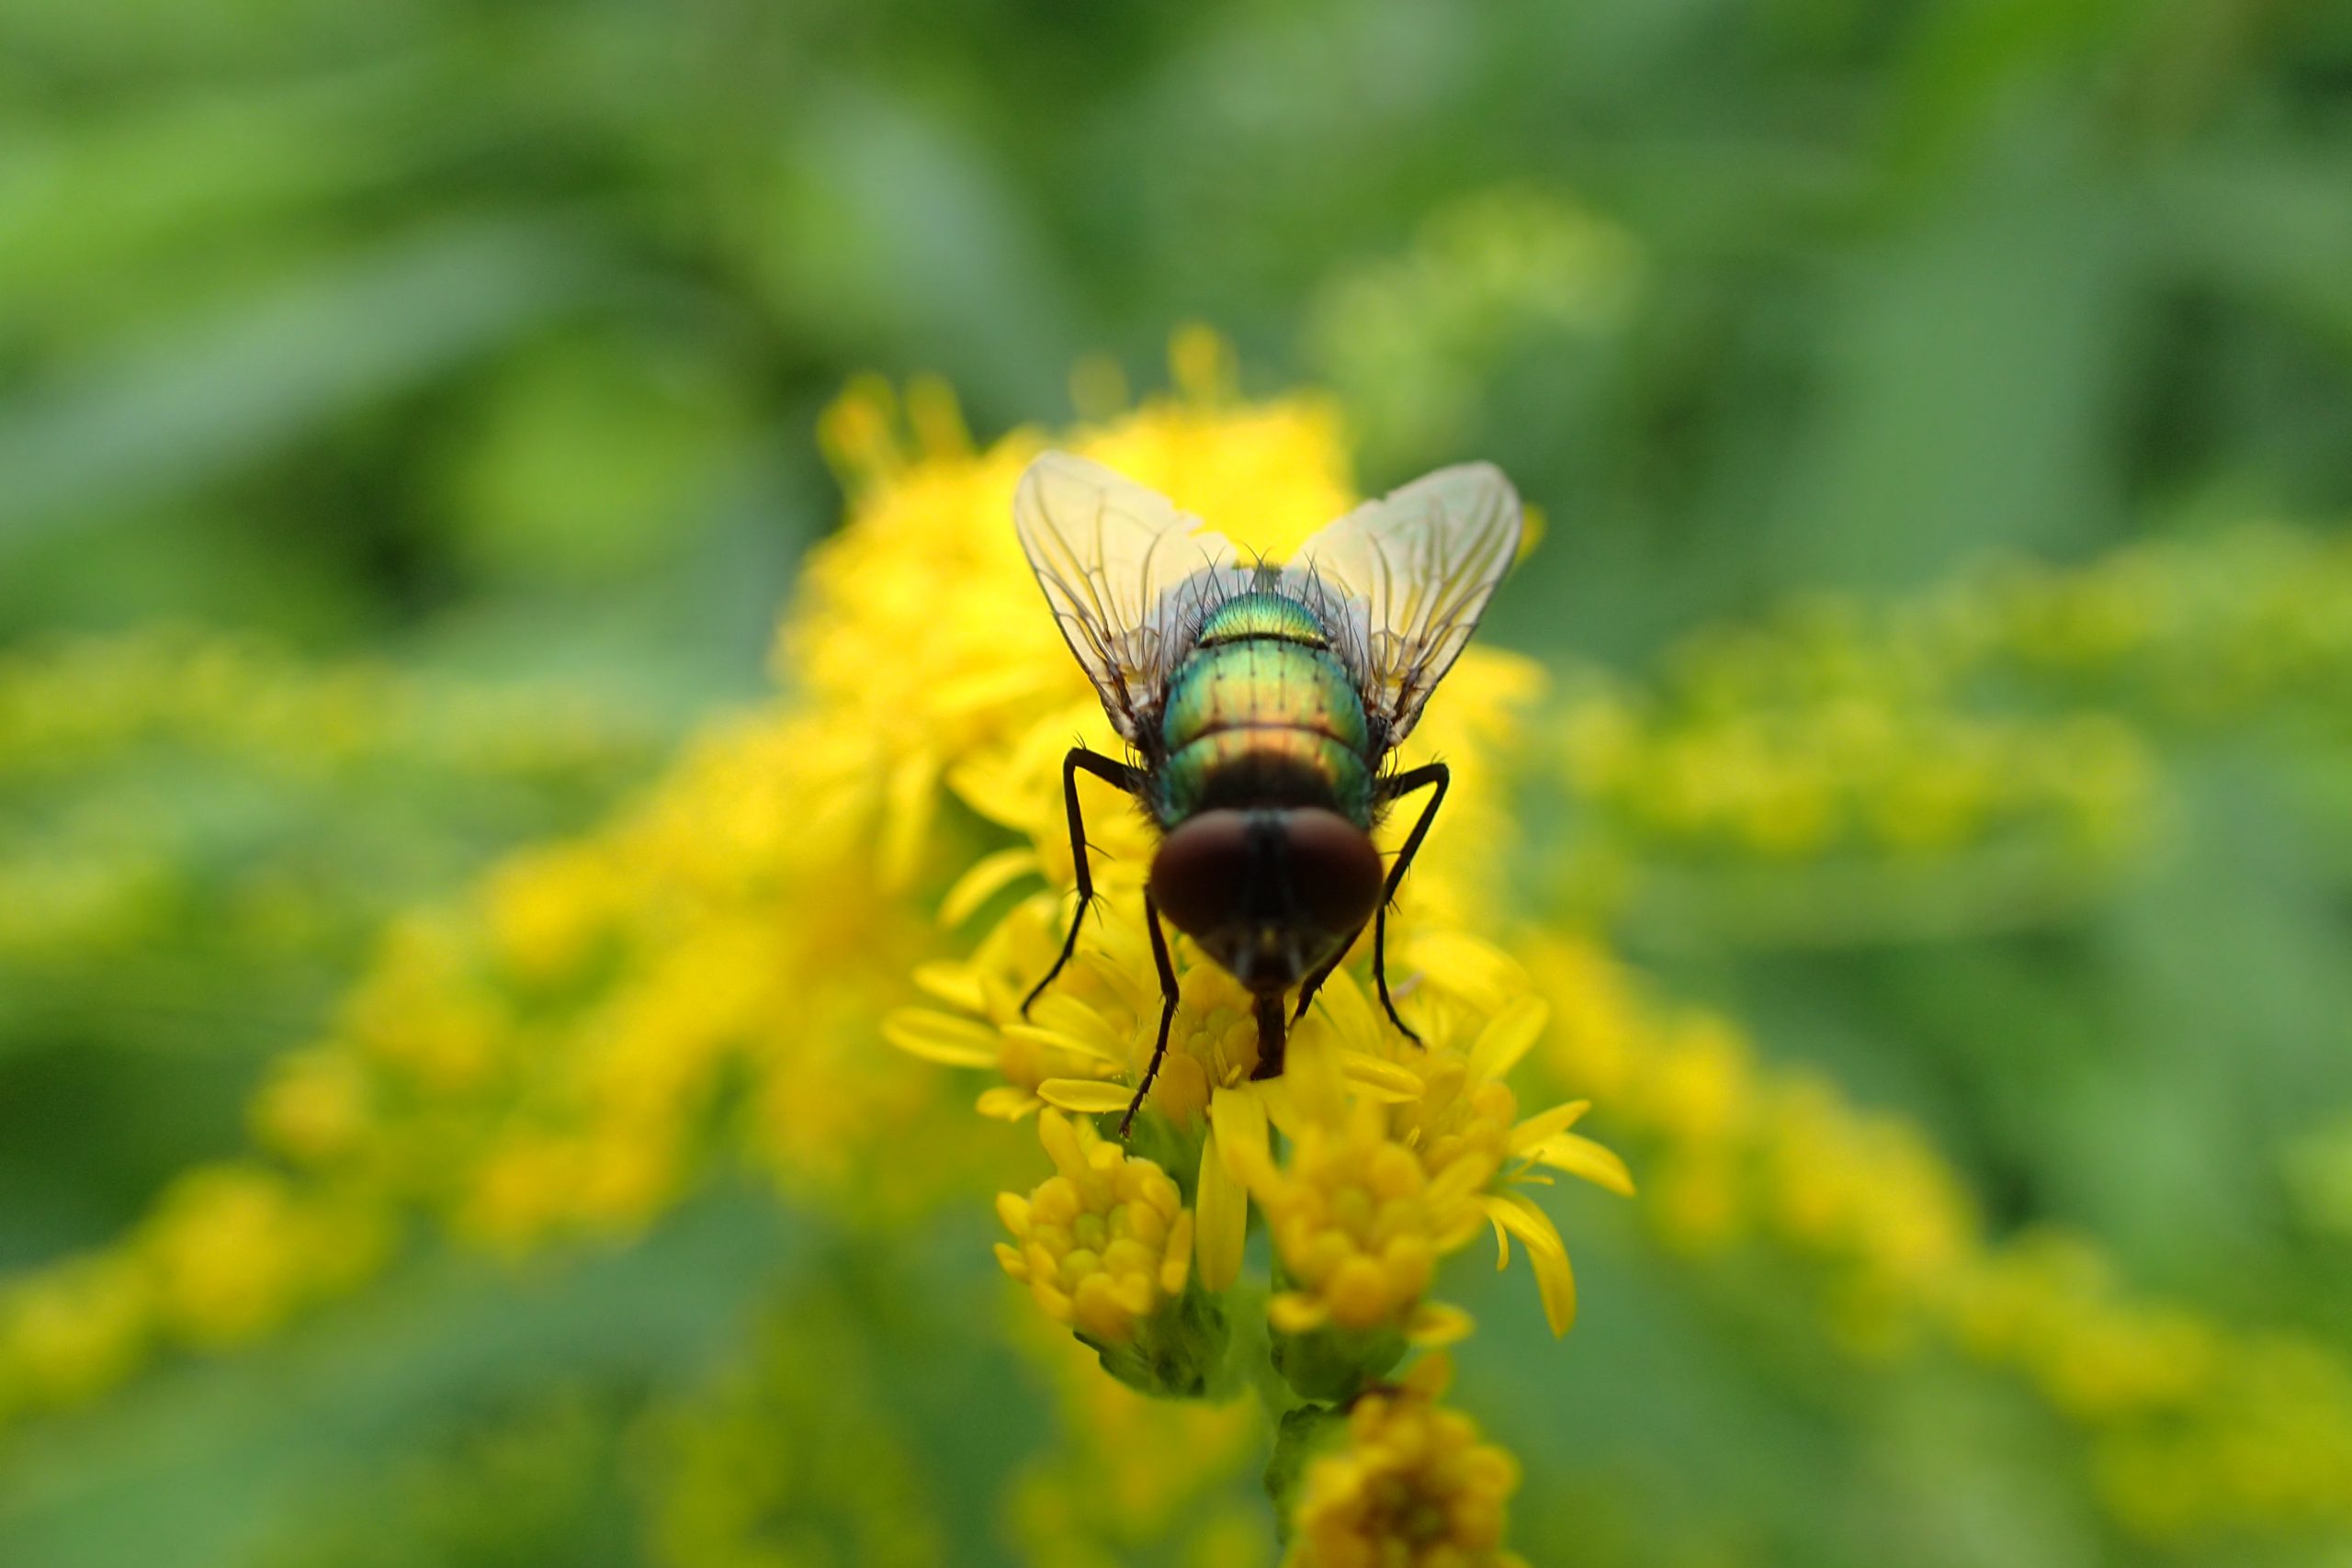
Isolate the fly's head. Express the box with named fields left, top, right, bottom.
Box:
left=1148, top=807, right=1384, bottom=994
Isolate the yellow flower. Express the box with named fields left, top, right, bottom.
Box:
left=995, top=1111, right=1194, bottom=1348
left=136, top=1165, right=390, bottom=1348
left=1271, top=970, right=1631, bottom=1339
left=1260, top=1095, right=1483, bottom=1344
left=1285, top=1354, right=1528, bottom=1568
left=896, top=876, right=1354, bottom=1297
left=0, top=1257, right=149, bottom=1411
left=0, top=352, right=1629, bottom=1566
left=1426, top=996, right=1634, bottom=1337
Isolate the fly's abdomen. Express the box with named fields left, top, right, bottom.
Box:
left=1157, top=626, right=1374, bottom=826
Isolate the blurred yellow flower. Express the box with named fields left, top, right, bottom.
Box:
left=1284, top=1353, right=1528, bottom=1568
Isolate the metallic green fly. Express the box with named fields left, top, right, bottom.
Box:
left=1012, top=452, right=1525, bottom=1134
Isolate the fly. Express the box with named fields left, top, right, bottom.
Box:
left=1012, top=452, right=1523, bottom=1135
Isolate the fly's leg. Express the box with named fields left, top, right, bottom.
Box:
left=1291, top=930, right=1361, bottom=1025
left=1021, top=747, right=1142, bottom=1019
left=1120, top=895, right=1182, bottom=1138
left=1370, top=762, right=1450, bottom=1045
left=1249, top=989, right=1289, bottom=1081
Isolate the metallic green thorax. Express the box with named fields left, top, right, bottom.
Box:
left=1154, top=591, right=1374, bottom=828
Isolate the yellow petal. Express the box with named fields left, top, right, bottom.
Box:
left=1406, top=1301, right=1476, bottom=1347
left=1400, top=930, right=1519, bottom=1014
left=1487, top=1190, right=1565, bottom=1258
left=1341, top=1050, right=1426, bottom=1103
left=1283, top=1032, right=1348, bottom=1126
left=1427, top=1150, right=1497, bottom=1212
left=975, top=1087, right=1043, bottom=1121
left=1036, top=1108, right=1085, bottom=1179
left=1162, top=1209, right=1194, bottom=1295
left=911, top=961, right=987, bottom=1011
left=994, top=1190, right=1032, bottom=1237
left=944, top=753, right=1036, bottom=831
left=1531, top=1132, right=1635, bottom=1197
left=1195, top=1131, right=1247, bottom=1292
left=1470, top=995, right=1550, bottom=1084
left=1207, top=1087, right=1274, bottom=1189
left=1488, top=1191, right=1577, bottom=1336
left=1023, top=991, right=1132, bottom=1056
left=1037, top=1078, right=1136, bottom=1115
left=1528, top=1239, right=1578, bottom=1336
left=1400, top=1350, right=1453, bottom=1399
left=932, top=661, right=1060, bottom=719
left=1268, top=1292, right=1329, bottom=1335
left=1507, top=1098, right=1591, bottom=1156
left=1002, top=1022, right=1123, bottom=1066
left=1309, top=963, right=1380, bottom=1045
left=878, top=748, right=940, bottom=889
left=880, top=1008, right=1000, bottom=1067
left=1252, top=1077, right=1308, bottom=1144
left=938, top=848, right=1040, bottom=926
left=1110, top=1272, right=1156, bottom=1318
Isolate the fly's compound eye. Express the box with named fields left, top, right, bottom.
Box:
left=1276, top=807, right=1385, bottom=936
left=1148, top=809, right=1254, bottom=942
left=1148, top=807, right=1384, bottom=951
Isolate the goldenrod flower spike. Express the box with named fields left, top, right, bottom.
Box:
left=1281, top=1353, right=1530, bottom=1568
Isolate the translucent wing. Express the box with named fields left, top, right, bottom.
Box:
left=1012, top=450, right=1250, bottom=744
left=1284, top=462, right=1522, bottom=750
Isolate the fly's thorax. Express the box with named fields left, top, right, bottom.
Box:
left=1155, top=598, right=1375, bottom=828
left=1148, top=807, right=1385, bottom=996
left=1162, top=628, right=1368, bottom=753
left=1192, top=590, right=1330, bottom=649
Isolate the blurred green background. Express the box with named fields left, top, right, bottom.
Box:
left=6, top=1, right=2352, bottom=1564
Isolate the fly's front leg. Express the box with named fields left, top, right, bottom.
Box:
left=1120, top=895, right=1182, bottom=1138
left=1370, top=762, right=1450, bottom=1045
left=1021, top=747, right=1142, bottom=1018
left=1291, top=927, right=1363, bottom=1025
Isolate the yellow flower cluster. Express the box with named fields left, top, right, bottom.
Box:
left=1558, top=675, right=2152, bottom=867
left=0, top=624, right=661, bottom=786
left=1984, top=524, right=2352, bottom=716
left=0, top=351, right=1605, bottom=1564
left=1245, top=997, right=1629, bottom=1349
left=997, top=1111, right=1193, bottom=1346
left=1560, top=524, right=2352, bottom=903
left=839, top=341, right=1621, bottom=1552
left=0, top=1165, right=389, bottom=1419
left=1659, top=524, right=2352, bottom=725
left=1284, top=1354, right=1526, bottom=1568
left=7, top=344, right=2345, bottom=1558
left=1263, top=1100, right=1476, bottom=1341
left=1530, top=933, right=2352, bottom=1540
left=0, top=626, right=662, bottom=967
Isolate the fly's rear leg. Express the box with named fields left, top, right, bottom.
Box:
left=1369, top=762, right=1449, bottom=1045
left=1121, top=896, right=1182, bottom=1138
left=1021, top=746, right=1143, bottom=1019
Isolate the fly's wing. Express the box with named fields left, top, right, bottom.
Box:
left=1012, top=450, right=1250, bottom=744
left=1284, top=462, right=1522, bottom=750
